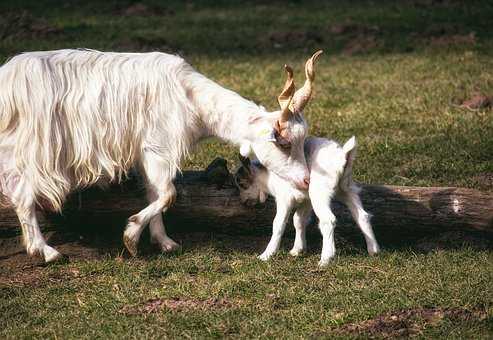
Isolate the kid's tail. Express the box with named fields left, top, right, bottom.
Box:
left=342, top=136, right=356, bottom=155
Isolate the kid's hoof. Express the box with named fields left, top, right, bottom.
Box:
left=318, top=258, right=332, bottom=267
left=289, top=248, right=305, bottom=257
left=257, top=252, right=272, bottom=261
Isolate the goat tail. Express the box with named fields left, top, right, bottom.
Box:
left=342, top=136, right=356, bottom=155
left=340, top=136, right=357, bottom=191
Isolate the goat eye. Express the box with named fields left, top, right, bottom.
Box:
left=276, top=138, right=291, bottom=150
left=279, top=142, right=291, bottom=150
left=274, top=132, right=291, bottom=150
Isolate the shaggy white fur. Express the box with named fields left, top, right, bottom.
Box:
left=0, top=49, right=317, bottom=262
left=235, top=136, right=380, bottom=267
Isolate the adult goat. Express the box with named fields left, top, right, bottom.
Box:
left=0, top=49, right=322, bottom=262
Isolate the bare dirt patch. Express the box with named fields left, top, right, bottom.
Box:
left=328, top=22, right=382, bottom=55
left=412, top=0, right=461, bottom=8
left=430, top=32, right=476, bottom=47
left=117, top=36, right=176, bottom=53
left=338, top=307, right=488, bottom=338
left=329, top=22, right=380, bottom=36
left=411, top=24, right=476, bottom=48
left=266, top=30, right=323, bottom=49
left=0, top=256, right=84, bottom=289
left=266, top=22, right=382, bottom=54
left=0, top=11, right=62, bottom=41
left=0, top=239, right=114, bottom=285
left=120, top=297, right=236, bottom=315
left=459, top=93, right=492, bottom=110
left=343, top=34, right=381, bottom=55
left=118, top=3, right=175, bottom=17
left=0, top=265, right=45, bottom=288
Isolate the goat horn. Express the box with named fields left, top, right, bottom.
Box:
left=277, top=64, right=295, bottom=124
left=292, top=50, right=323, bottom=113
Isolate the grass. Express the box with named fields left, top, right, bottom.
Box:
left=1, top=0, right=492, bottom=338
left=2, top=244, right=492, bottom=338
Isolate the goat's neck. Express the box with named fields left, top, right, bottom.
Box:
left=185, top=72, right=265, bottom=145
left=265, top=167, right=308, bottom=203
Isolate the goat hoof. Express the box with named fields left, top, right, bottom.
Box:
left=123, top=234, right=138, bottom=257
left=257, top=253, right=272, bottom=261
left=368, top=245, right=380, bottom=256
left=318, top=259, right=331, bottom=267
left=289, top=248, right=305, bottom=257
left=159, top=239, right=181, bottom=253
left=43, top=246, right=63, bottom=263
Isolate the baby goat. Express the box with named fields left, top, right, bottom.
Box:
left=235, top=136, right=380, bottom=266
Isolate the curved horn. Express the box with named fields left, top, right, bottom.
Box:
left=277, top=64, right=295, bottom=124
left=292, top=50, right=323, bottom=113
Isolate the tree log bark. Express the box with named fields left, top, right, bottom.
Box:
left=0, top=158, right=491, bottom=259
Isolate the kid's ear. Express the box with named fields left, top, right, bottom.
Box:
left=238, top=153, right=252, bottom=173
left=234, top=154, right=254, bottom=189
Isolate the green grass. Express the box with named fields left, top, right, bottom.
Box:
left=1, top=0, right=492, bottom=338
left=2, top=245, right=492, bottom=338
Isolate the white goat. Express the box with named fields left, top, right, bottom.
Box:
left=235, top=136, right=380, bottom=266
left=0, top=49, right=322, bottom=262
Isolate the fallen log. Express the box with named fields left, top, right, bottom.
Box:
left=0, top=158, right=492, bottom=259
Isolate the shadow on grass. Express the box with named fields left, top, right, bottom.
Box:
left=1, top=181, right=491, bottom=274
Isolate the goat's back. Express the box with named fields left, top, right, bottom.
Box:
left=305, top=136, right=347, bottom=179
left=0, top=49, right=195, bottom=210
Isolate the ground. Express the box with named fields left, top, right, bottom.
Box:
left=0, top=0, right=492, bottom=338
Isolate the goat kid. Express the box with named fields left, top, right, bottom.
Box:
left=0, top=49, right=322, bottom=262
left=235, top=136, right=380, bottom=266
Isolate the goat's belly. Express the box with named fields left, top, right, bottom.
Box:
left=0, top=144, right=19, bottom=205
left=292, top=189, right=309, bottom=204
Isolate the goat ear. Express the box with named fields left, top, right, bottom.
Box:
left=273, top=121, right=292, bottom=147
left=255, top=127, right=276, bottom=143
left=238, top=153, right=251, bottom=171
